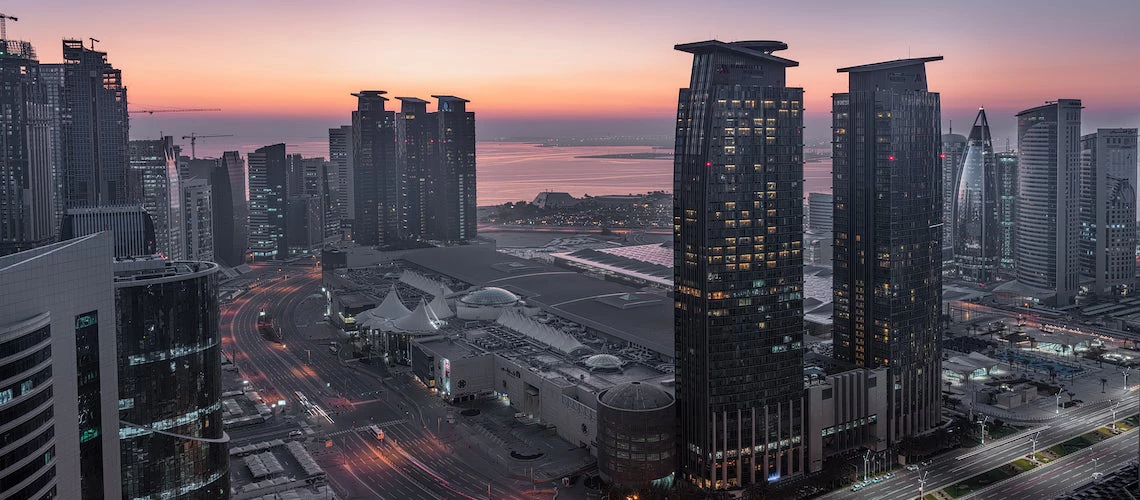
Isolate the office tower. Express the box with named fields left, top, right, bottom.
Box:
left=1079, top=129, right=1138, bottom=296
left=41, top=63, right=65, bottom=230
left=673, top=40, right=806, bottom=489
left=997, top=100, right=1082, bottom=306
left=396, top=97, right=435, bottom=239
left=183, top=177, right=214, bottom=262
left=996, top=151, right=1018, bottom=272
left=953, top=108, right=1000, bottom=283
left=0, top=40, right=56, bottom=256
left=329, top=125, right=354, bottom=234
left=941, top=132, right=967, bottom=256
left=222, top=151, right=247, bottom=264
left=57, top=39, right=130, bottom=211
left=430, top=95, right=477, bottom=241
left=286, top=153, right=304, bottom=198
left=208, top=161, right=240, bottom=266
left=288, top=195, right=321, bottom=255
left=320, top=160, right=339, bottom=239
left=351, top=91, right=398, bottom=247
left=128, top=137, right=183, bottom=259
left=183, top=157, right=219, bottom=183
left=61, top=206, right=156, bottom=258
left=0, top=232, right=124, bottom=499
left=832, top=57, right=943, bottom=444
left=114, top=257, right=228, bottom=499
left=807, top=192, right=833, bottom=233
left=248, top=143, right=288, bottom=260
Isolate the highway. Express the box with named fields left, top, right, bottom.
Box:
left=820, top=394, right=1139, bottom=499
left=222, top=264, right=540, bottom=499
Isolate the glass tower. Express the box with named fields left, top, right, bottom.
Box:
left=953, top=108, right=1000, bottom=283
left=832, top=57, right=943, bottom=444
left=673, top=40, right=805, bottom=490
left=1079, top=129, right=1139, bottom=296
left=351, top=91, right=398, bottom=247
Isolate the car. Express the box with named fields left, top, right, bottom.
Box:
left=906, top=464, right=919, bottom=471
left=884, top=472, right=894, bottom=479
left=288, top=430, right=303, bottom=438
left=872, top=477, right=884, bottom=483
left=851, top=485, right=863, bottom=492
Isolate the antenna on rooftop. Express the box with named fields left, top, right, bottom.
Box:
left=89, top=37, right=100, bottom=50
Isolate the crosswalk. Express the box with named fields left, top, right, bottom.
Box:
left=325, top=418, right=408, bottom=438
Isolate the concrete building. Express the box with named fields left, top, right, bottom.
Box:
left=248, top=144, right=288, bottom=260
left=60, top=206, right=156, bottom=258
left=807, top=192, right=833, bottom=234
left=0, top=233, right=124, bottom=499
left=832, top=57, right=944, bottom=445
left=996, top=99, right=1083, bottom=306
left=673, top=40, right=807, bottom=489
left=113, top=257, right=229, bottom=499
left=351, top=91, right=398, bottom=247
left=0, top=39, right=56, bottom=256
left=128, top=137, right=183, bottom=259
left=804, top=364, right=889, bottom=473
left=1079, top=128, right=1138, bottom=297
left=183, top=177, right=214, bottom=262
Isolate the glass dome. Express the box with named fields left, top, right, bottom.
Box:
left=585, top=353, right=624, bottom=370
left=459, top=287, right=519, bottom=306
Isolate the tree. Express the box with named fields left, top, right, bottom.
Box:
left=1101, top=378, right=1108, bottom=393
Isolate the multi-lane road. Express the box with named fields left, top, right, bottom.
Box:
left=222, top=264, right=542, bottom=499
left=820, top=396, right=1138, bottom=499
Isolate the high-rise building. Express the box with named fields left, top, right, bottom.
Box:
left=222, top=151, right=247, bottom=264
left=0, top=40, right=56, bottom=256
left=208, top=161, right=239, bottom=266
left=248, top=143, right=288, bottom=260
left=673, top=40, right=806, bottom=489
left=351, top=91, right=398, bottom=247
left=941, top=132, right=967, bottom=256
left=953, top=108, right=1000, bottom=283
left=996, top=100, right=1082, bottom=306
left=832, top=57, right=943, bottom=444
left=1079, top=129, right=1138, bottom=296
left=320, top=159, right=339, bottom=239
left=61, top=206, right=156, bottom=258
left=183, top=177, right=214, bottom=262
left=429, top=95, right=477, bottom=241
left=113, top=257, right=228, bottom=499
left=41, top=63, right=65, bottom=231
left=0, top=232, right=124, bottom=499
left=128, top=137, right=183, bottom=259
left=57, top=39, right=130, bottom=211
left=396, top=97, right=435, bottom=239
left=329, top=125, right=354, bottom=235
left=807, top=192, right=833, bottom=233
left=287, top=195, right=321, bottom=255
left=996, top=151, right=1018, bottom=272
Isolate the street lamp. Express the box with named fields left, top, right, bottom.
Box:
left=1111, top=402, right=1121, bottom=431
left=918, top=470, right=929, bottom=498
left=1028, top=431, right=1041, bottom=463
left=978, top=415, right=989, bottom=445
left=1056, top=389, right=1062, bottom=415
left=1123, top=367, right=1132, bottom=393
left=864, top=450, right=871, bottom=483
left=1091, top=457, right=1101, bottom=479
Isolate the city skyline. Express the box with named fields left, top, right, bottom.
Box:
left=8, top=1, right=1140, bottom=153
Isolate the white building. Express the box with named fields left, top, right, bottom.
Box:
left=1079, top=128, right=1138, bottom=296
left=183, top=177, right=214, bottom=262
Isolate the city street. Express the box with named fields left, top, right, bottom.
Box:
left=222, top=263, right=552, bottom=499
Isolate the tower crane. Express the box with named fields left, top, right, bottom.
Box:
left=181, top=133, right=234, bottom=159
left=0, top=14, right=18, bottom=42
left=130, top=108, right=222, bottom=115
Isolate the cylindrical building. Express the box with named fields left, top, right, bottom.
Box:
left=114, top=258, right=229, bottom=499
left=596, top=381, right=675, bottom=488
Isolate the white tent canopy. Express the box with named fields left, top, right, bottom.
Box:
left=496, top=310, right=587, bottom=355
left=391, top=299, right=442, bottom=333
left=428, top=286, right=454, bottom=319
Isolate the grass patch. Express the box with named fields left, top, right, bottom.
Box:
left=1010, top=458, right=1038, bottom=472
left=988, top=425, right=1023, bottom=440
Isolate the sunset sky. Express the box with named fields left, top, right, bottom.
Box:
left=13, top=0, right=1140, bottom=155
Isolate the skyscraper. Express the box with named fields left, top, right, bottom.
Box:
left=1079, top=128, right=1138, bottom=296
left=673, top=40, right=806, bottom=489
left=208, top=160, right=240, bottom=266
left=351, top=91, right=398, bottom=247
left=807, top=192, right=833, bottom=233
left=0, top=39, right=56, bottom=256
left=996, top=151, right=1018, bottom=273
left=953, top=108, right=1000, bottom=283
left=222, top=151, right=247, bottom=264
left=832, top=57, right=943, bottom=444
left=128, top=137, right=183, bottom=259
left=429, top=95, right=477, bottom=242
left=57, top=39, right=130, bottom=211
left=329, top=125, right=354, bottom=235
left=0, top=232, right=124, bottom=499
left=941, top=132, right=967, bottom=257
left=183, top=177, right=214, bottom=262
left=248, top=143, right=288, bottom=260
left=997, top=99, right=1082, bottom=306
left=396, top=96, right=435, bottom=239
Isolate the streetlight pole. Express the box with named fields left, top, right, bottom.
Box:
left=918, top=470, right=929, bottom=499
left=978, top=415, right=989, bottom=445
left=1091, top=457, right=1100, bottom=479
left=864, top=450, right=871, bottom=483
left=1028, top=431, right=1041, bottom=463
left=1111, top=402, right=1120, bottom=431
left=1056, top=390, right=1062, bottom=415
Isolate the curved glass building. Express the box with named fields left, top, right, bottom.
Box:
left=953, top=108, right=1000, bottom=282
left=114, top=258, right=228, bottom=499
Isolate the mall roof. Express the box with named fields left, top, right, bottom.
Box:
left=402, top=246, right=673, bottom=357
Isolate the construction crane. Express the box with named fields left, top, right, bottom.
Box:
left=181, top=133, right=234, bottom=159
left=129, top=107, right=222, bottom=115
left=0, top=14, right=18, bottom=42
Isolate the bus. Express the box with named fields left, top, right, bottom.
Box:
left=368, top=425, right=384, bottom=441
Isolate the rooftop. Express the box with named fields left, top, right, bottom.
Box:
left=598, top=381, right=674, bottom=411
left=837, top=56, right=943, bottom=73
left=674, top=39, right=799, bottom=67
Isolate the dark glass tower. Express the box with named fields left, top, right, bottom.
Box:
left=396, top=97, right=435, bottom=239
left=351, top=91, right=398, bottom=247
left=429, top=95, right=477, bottom=242
left=940, top=132, right=966, bottom=257
left=832, top=57, right=943, bottom=444
left=248, top=143, right=288, bottom=260
left=57, top=39, right=129, bottom=211
left=673, top=40, right=806, bottom=490
left=0, top=40, right=55, bottom=256
left=953, top=108, right=1000, bottom=283
left=128, top=137, right=183, bottom=260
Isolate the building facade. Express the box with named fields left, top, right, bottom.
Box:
left=114, top=257, right=228, bottom=499
left=1000, top=100, right=1082, bottom=306
left=941, top=133, right=967, bottom=257
left=208, top=158, right=238, bottom=266
left=0, top=40, right=56, bottom=256
left=807, top=192, right=833, bottom=233
left=996, top=151, right=1018, bottom=273
left=61, top=206, right=156, bottom=258
left=673, top=40, right=806, bottom=490
left=222, top=151, right=246, bottom=265
left=429, top=95, right=477, bottom=242
left=351, top=91, right=398, bottom=247
left=57, top=39, right=130, bottom=211
left=128, top=137, right=183, bottom=260
left=396, top=97, right=435, bottom=240
left=248, top=144, right=288, bottom=260
left=183, top=177, right=214, bottom=262
left=831, top=57, right=943, bottom=445
left=0, top=233, right=124, bottom=499
left=329, top=125, right=354, bottom=236
left=1079, top=129, right=1138, bottom=296
left=953, top=108, right=1000, bottom=283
